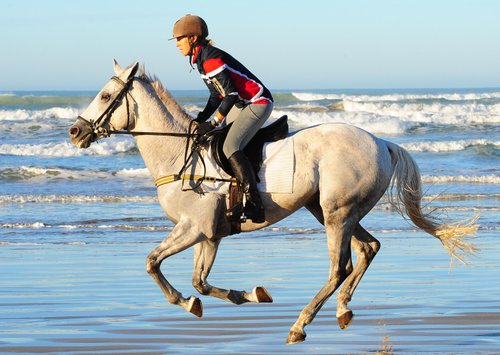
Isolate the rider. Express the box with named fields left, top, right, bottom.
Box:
left=171, top=14, right=273, bottom=223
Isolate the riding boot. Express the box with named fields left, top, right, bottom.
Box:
left=226, top=151, right=265, bottom=223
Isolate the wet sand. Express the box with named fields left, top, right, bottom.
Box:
left=1, top=225, right=499, bottom=354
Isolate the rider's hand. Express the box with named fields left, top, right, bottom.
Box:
left=196, top=120, right=216, bottom=136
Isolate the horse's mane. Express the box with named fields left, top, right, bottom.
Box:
left=137, top=67, right=192, bottom=123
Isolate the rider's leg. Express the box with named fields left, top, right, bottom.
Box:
left=227, top=150, right=265, bottom=223
left=223, top=103, right=273, bottom=223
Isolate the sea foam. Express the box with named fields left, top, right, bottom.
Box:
left=401, top=139, right=499, bottom=152
left=342, top=101, right=500, bottom=124
left=0, top=166, right=152, bottom=183
left=292, top=91, right=500, bottom=102
left=0, top=194, right=157, bottom=204
left=422, top=174, right=500, bottom=184
left=272, top=109, right=410, bottom=135
left=0, top=140, right=137, bottom=157
left=0, top=107, right=80, bottom=121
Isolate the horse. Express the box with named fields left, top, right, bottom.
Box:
left=68, top=60, right=477, bottom=344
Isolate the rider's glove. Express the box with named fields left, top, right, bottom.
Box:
left=196, top=120, right=216, bottom=136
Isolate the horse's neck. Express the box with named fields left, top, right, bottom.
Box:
left=131, top=82, right=191, bottom=180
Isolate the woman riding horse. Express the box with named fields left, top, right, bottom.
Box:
left=68, top=60, right=477, bottom=344
left=171, top=14, right=273, bottom=223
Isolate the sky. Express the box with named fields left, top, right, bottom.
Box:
left=1, top=0, right=499, bottom=90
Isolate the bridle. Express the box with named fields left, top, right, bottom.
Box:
left=75, top=75, right=218, bottom=190
left=76, top=75, right=199, bottom=142
left=76, top=76, right=134, bottom=142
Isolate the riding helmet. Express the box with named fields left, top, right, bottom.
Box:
left=171, top=14, right=208, bottom=39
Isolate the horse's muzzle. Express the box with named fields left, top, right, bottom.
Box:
left=68, top=125, right=80, bottom=138
left=68, top=117, right=94, bottom=148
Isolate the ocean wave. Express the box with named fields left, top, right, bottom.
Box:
left=0, top=121, right=56, bottom=134
left=0, top=166, right=151, bottom=183
left=2, top=221, right=495, bottom=242
left=274, top=105, right=499, bottom=134
left=114, top=168, right=151, bottom=179
left=0, top=107, right=80, bottom=121
left=422, top=174, right=500, bottom=184
left=0, top=140, right=137, bottom=157
left=292, top=91, right=500, bottom=102
left=0, top=194, right=157, bottom=204
left=273, top=109, right=411, bottom=135
left=0, top=222, right=172, bottom=232
left=341, top=101, right=500, bottom=124
left=401, top=139, right=500, bottom=152
left=0, top=93, right=92, bottom=106
left=1, top=192, right=497, bottom=209
left=1, top=163, right=497, bottom=186
left=1, top=222, right=46, bottom=229
left=422, top=193, right=500, bottom=201
left=0, top=166, right=108, bottom=181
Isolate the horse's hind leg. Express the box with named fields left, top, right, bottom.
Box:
left=287, top=207, right=354, bottom=344
left=192, top=239, right=273, bottom=305
left=306, top=199, right=353, bottom=275
left=336, top=224, right=380, bottom=330
left=307, top=201, right=380, bottom=330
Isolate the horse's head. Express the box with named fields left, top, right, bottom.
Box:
left=69, top=60, right=139, bottom=148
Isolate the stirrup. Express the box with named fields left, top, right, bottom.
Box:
left=225, top=203, right=247, bottom=223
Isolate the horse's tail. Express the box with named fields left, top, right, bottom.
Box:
left=385, top=141, right=478, bottom=264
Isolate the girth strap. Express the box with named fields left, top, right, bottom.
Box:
left=155, top=174, right=236, bottom=188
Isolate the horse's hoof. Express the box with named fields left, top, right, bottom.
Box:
left=337, top=310, right=354, bottom=329
left=187, top=296, right=203, bottom=318
left=286, top=330, right=306, bottom=344
left=253, top=286, right=273, bottom=303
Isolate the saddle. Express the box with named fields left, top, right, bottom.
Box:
left=210, top=115, right=289, bottom=179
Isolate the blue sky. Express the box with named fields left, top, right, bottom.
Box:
left=2, top=0, right=499, bottom=90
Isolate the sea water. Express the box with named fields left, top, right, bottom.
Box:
left=0, top=88, right=499, bottom=353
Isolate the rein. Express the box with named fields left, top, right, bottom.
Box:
left=77, top=75, right=218, bottom=190
left=108, top=130, right=196, bottom=137
left=78, top=75, right=201, bottom=140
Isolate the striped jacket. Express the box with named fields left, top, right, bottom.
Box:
left=193, top=44, right=273, bottom=122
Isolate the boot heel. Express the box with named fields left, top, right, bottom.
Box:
left=244, top=204, right=265, bottom=223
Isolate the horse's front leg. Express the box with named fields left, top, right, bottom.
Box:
left=192, top=239, right=273, bottom=305
left=146, top=220, right=205, bottom=317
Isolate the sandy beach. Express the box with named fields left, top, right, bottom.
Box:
left=1, top=208, right=498, bottom=354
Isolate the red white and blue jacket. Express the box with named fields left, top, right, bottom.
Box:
left=193, top=44, right=273, bottom=121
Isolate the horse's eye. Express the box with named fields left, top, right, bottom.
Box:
left=101, top=93, right=111, bottom=102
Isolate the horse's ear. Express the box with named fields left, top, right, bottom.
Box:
left=127, top=62, right=140, bottom=80
left=117, top=62, right=139, bottom=82
left=113, top=59, right=122, bottom=75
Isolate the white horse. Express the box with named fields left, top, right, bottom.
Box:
left=68, top=61, right=477, bottom=344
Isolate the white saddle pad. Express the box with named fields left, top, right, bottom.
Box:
left=257, top=137, right=294, bottom=193
left=199, top=136, right=294, bottom=194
